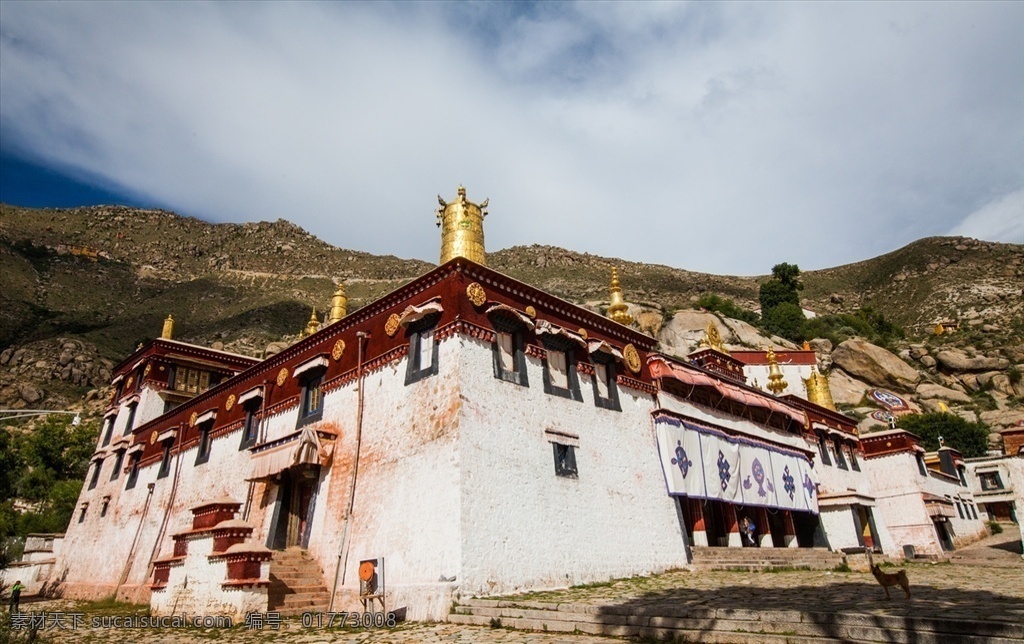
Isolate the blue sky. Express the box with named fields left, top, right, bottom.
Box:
left=1, top=2, right=1021, bottom=274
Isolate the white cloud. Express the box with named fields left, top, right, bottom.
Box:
left=949, top=189, right=1024, bottom=244
left=1, top=2, right=1021, bottom=275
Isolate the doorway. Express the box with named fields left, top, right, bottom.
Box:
left=934, top=519, right=955, bottom=551
left=269, top=465, right=321, bottom=550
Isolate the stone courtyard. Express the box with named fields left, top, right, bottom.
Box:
left=5, top=530, right=1023, bottom=643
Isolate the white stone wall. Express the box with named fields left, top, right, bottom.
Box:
left=919, top=466, right=987, bottom=549
left=456, top=336, right=688, bottom=598
left=864, top=452, right=986, bottom=556
left=150, top=537, right=268, bottom=622
left=742, top=363, right=814, bottom=398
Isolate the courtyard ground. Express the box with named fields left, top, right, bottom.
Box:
left=3, top=529, right=1022, bottom=643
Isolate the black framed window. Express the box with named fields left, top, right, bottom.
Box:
left=591, top=357, right=621, bottom=411
left=110, top=450, right=125, bottom=481
left=849, top=446, right=861, bottom=471
left=125, top=452, right=141, bottom=489
left=101, top=418, right=114, bottom=447
left=817, top=433, right=832, bottom=466
left=194, top=422, right=213, bottom=466
left=541, top=338, right=582, bottom=402
left=492, top=320, right=529, bottom=387
left=78, top=505, right=87, bottom=523
left=123, top=403, right=138, bottom=436
left=957, top=466, right=968, bottom=487
left=979, top=472, right=1004, bottom=491
left=955, top=499, right=965, bottom=519
left=239, top=400, right=261, bottom=450
left=100, top=498, right=110, bottom=518
left=969, top=502, right=979, bottom=520
left=297, top=373, right=325, bottom=427
left=553, top=443, right=578, bottom=478
left=833, top=439, right=848, bottom=470
left=405, top=319, right=440, bottom=385
left=916, top=453, right=928, bottom=476
left=157, top=442, right=173, bottom=479
left=87, top=459, right=103, bottom=490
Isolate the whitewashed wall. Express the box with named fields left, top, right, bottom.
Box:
left=456, top=336, right=688, bottom=598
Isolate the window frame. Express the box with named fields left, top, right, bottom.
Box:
left=978, top=471, right=1004, bottom=491
left=915, top=453, right=928, bottom=477
left=296, top=371, right=325, bottom=428
left=100, top=418, right=114, bottom=448
left=817, top=432, right=832, bottom=467
left=87, top=459, right=103, bottom=490
left=405, top=317, right=440, bottom=386
left=123, top=402, right=138, bottom=436
left=590, top=355, right=621, bottom=411
left=110, top=449, right=125, bottom=481
left=849, top=445, right=861, bottom=471
left=491, top=316, right=529, bottom=387
left=833, top=438, right=848, bottom=470
left=541, top=338, right=583, bottom=402
left=194, top=421, right=213, bottom=466
left=157, top=441, right=173, bottom=479
left=125, top=452, right=142, bottom=489
left=239, top=399, right=262, bottom=450
left=553, top=442, right=578, bottom=479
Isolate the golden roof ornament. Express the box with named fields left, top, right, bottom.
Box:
left=328, top=283, right=347, bottom=324
left=803, top=367, right=836, bottom=410
left=161, top=314, right=175, bottom=340
left=606, top=267, right=634, bottom=326
left=703, top=322, right=728, bottom=354
left=303, top=307, right=320, bottom=338
left=766, top=346, right=788, bottom=395
left=437, top=185, right=488, bottom=265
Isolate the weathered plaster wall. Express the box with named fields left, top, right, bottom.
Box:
left=456, top=336, right=688, bottom=597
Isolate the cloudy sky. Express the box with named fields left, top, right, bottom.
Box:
left=1, top=2, right=1021, bottom=275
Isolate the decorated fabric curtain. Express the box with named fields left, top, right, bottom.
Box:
left=655, top=415, right=818, bottom=514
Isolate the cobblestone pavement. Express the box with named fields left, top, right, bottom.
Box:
left=7, top=553, right=1023, bottom=642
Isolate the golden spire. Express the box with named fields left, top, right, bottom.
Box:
left=703, top=321, right=728, bottom=354
left=303, top=307, right=320, bottom=338
left=328, top=283, right=347, bottom=324
left=161, top=314, right=175, bottom=340
left=766, top=346, right=788, bottom=395
left=437, top=185, right=488, bottom=265
left=803, top=367, right=836, bottom=410
left=606, top=267, right=634, bottom=326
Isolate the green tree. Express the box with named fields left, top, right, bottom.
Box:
left=762, top=302, right=807, bottom=342
left=759, top=280, right=800, bottom=312
left=896, top=413, right=990, bottom=458
left=771, top=262, right=804, bottom=291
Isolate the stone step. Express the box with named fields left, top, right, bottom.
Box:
left=450, top=600, right=1023, bottom=644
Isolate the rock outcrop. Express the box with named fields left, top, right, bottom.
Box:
left=831, top=338, right=921, bottom=392
left=935, top=348, right=1010, bottom=373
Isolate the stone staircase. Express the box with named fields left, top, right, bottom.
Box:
left=448, top=599, right=1024, bottom=643
left=267, top=547, right=331, bottom=616
left=689, top=546, right=846, bottom=571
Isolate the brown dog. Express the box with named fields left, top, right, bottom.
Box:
left=871, top=564, right=911, bottom=599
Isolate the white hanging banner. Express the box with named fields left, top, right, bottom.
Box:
left=655, top=414, right=818, bottom=514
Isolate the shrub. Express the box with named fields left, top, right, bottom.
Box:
left=987, top=521, right=1003, bottom=535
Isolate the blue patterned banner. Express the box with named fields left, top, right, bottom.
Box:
left=655, top=416, right=818, bottom=514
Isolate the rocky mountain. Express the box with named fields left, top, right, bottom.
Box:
left=1, top=203, right=1022, bottom=439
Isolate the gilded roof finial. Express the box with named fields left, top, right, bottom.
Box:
left=803, top=366, right=836, bottom=410
left=704, top=322, right=728, bottom=354
left=161, top=314, right=175, bottom=340
left=328, top=283, right=347, bottom=324
left=606, top=267, right=634, bottom=326
left=766, top=346, right=788, bottom=395
left=303, top=307, right=320, bottom=338
left=437, top=185, right=488, bottom=265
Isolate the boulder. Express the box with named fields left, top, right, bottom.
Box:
left=919, top=355, right=937, bottom=369
left=828, top=369, right=871, bottom=406
left=658, top=310, right=731, bottom=357
left=635, top=310, right=664, bottom=337
left=808, top=338, right=833, bottom=355
left=980, top=410, right=1024, bottom=429
left=915, top=383, right=972, bottom=404
left=909, top=345, right=928, bottom=360
left=18, top=382, right=43, bottom=404
left=831, top=338, right=921, bottom=391
left=935, top=348, right=1010, bottom=372
left=720, top=318, right=791, bottom=350
left=989, top=373, right=1015, bottom=397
